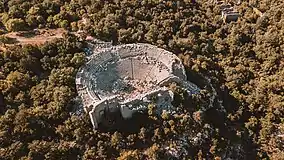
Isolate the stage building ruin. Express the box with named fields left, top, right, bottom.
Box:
left=76, top=41, right=200, bottom=129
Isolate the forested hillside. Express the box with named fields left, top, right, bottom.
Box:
left=0, top=0, right=283, bottom=159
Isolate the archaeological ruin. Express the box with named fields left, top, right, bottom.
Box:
left=76, top=41, right=201, bottom=129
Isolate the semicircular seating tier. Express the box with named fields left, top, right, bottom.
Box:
left=76, top=42, right=200, bottom=129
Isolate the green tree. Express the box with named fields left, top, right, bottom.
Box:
left=5, top=18, right=26, bottom=31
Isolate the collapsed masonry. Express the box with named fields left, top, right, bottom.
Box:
left=76, top=41, right=200, bottom=129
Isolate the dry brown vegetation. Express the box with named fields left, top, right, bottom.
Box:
left=0, top=0, right=283, bottom=159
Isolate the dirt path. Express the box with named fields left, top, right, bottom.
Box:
left=0, top=28, right=68, bottom=51
left=0, top=28, right=96, bottom=53
left=5, top=28, right=66, bottom=45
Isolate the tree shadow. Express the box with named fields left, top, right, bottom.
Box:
left=214, top=85, right=257, bottom=159
left=0, top=36, right=19, bottom=44
left=98, top=111, right=157, bottom=135
left=206, top=83, right=257, bottom=158
left=185, top=68, right=208, bottom=88
left=0, top=92, right=5, bottom=114
left=185, top=68, right=257, bottom=158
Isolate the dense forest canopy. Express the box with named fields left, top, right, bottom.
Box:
left=0, top=0, right=283, bottom=159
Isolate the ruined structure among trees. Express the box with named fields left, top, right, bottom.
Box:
left=215, top=0, right=240, bottom=22
left=76, top=41, right=200, bottom=129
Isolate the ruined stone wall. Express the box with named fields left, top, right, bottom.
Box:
left=120, top=87, right=173, bottom=113
left=89, top=96, right=120, bottom=128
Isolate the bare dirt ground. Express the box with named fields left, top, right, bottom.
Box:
left=0, top=28, right=67, bottom=51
